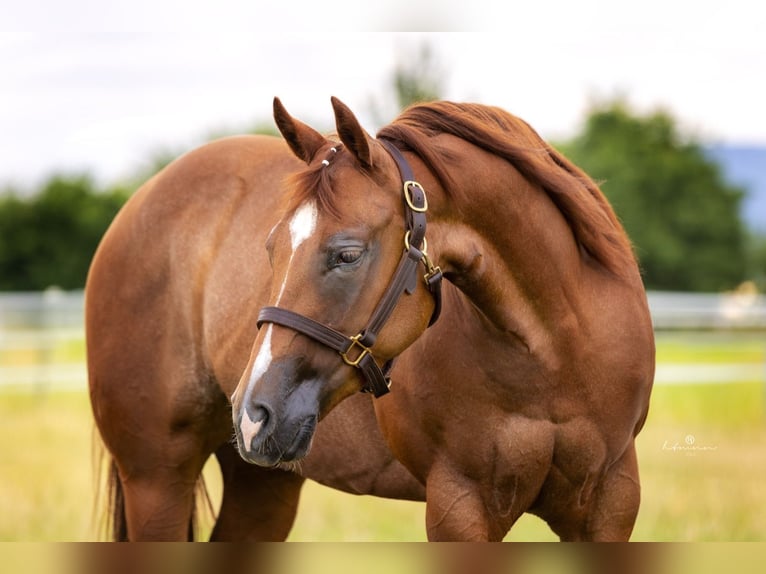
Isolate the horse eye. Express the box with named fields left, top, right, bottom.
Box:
left=339, top=249, right=362, bottom=264
left=338, top=249, right=363, bottom=265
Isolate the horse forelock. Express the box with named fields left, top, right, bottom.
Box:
left=283, top=142, right=392, bottom=221
left=377, top=102, right=637, bottom=280
left=284, top=162, right=340, bottom=219
left=283, top=140, right=350, bottom=219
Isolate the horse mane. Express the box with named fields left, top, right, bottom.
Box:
left=376, top=102, right=637, bottom=280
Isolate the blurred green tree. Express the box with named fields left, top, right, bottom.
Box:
left=559, top=100, right=747, bottom=292
left=369, top=40, right=445, bottom=126
left=392, top=42, right=444, bottom=110
left=0, top=175, right=129, bottom=290
left=746, top=233, right=766, bottom=291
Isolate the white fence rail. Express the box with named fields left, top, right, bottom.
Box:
left=0, top=290, right=85, bottom=389
left=0, top=289, right=84, bottom=330
left=1, top=290, right=765, bottom=390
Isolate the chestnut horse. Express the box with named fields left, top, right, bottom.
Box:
left=87, top=97, right=654, bottom=541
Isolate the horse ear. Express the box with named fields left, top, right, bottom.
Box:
left=273, top=97, right=329, bottom=164
left=331, top=96, right=374, bottom=169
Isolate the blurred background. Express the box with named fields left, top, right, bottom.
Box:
left=1, top=1, right=765, bottom=544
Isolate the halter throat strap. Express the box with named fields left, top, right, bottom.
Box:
left=256, top=139, right=442, bottom=397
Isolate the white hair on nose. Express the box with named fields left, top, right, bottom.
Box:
left=236, top=199, right=318, bottom=441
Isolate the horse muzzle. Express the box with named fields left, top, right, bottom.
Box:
left=235, top=409, right=318, bottom=467
left=233, top=372, right=322, bottom=467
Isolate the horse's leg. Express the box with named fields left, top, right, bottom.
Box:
left=424, top=462, right=527, bottom=542
left=92, top=347, right=231, bottom=540
left=536, top=441, right=641, bottom=542
left=117, top=446, right=207, bottom=541
left=425, top=472, right=493, bottom=540
left=583, top=442, right=641, bottom=541
left=210, top=442, right=305, bottom=541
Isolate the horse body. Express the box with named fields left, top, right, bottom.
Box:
left=371, top=132, right=654, bottom=539
left=87, top=99, right=654, bottom=541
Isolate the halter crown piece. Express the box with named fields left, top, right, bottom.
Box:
left=256, top=139, right=443, bottom=397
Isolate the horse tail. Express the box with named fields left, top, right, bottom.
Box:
left=193, top=466, right=218, bottom=541
left=91, top=429, right=127, bottom=541
left=106, top=459, right=128, bottom=541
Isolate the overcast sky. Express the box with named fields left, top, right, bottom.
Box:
left=2, top=0, right=764, bottom=186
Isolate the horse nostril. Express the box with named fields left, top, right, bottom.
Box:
left=239, top=403, right=272, bottom=449
left=251, top=403, right=271, bottom=426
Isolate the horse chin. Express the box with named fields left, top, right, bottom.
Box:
left=237, top=449, right=281, bottom=468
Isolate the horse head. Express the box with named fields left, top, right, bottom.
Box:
left=231, top=97, right=440, bottom=467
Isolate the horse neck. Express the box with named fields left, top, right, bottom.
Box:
left=428, top=152, right=587, bottom=356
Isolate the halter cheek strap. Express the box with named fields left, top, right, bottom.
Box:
left=256, top=139, right=442, bottom=397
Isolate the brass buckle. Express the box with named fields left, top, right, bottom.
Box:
left=340, top=334, right=372, bottom=367
left=403, top=181, right=428, bottom=213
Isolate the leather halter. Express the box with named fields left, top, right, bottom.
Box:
left=256, top=139, right=443, bottom=397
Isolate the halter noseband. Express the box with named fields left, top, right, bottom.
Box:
left=255, top=139, right=443, bottom=397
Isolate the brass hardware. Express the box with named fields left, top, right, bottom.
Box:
left=340, top=334, right=372, bottom=367
left=403, top=181, right=428, bottom=213
left=404, top=231, right=428, bottom=254
left=421, top=251, right=442, bottom=285
left=404, top=232, right=441, bottom=286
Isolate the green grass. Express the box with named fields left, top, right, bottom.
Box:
left=655, top=331, right=766, bottom=364
left=1, top=332, right=765, bottom=541
left=633, top=423, right=766, bottom=541
left=0, top=392, right=95, bottom=541
left=0, top=332, right=85, bottom=367
left=647, top=381, right=764, bottom=428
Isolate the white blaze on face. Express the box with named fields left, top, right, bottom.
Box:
left=238, top=201, right=318, bottom=449
left=248, top=326, right=274, bottom=386
left=276, top=199, right=319, bottom=303
left=288, top=200, right=319, bottom=254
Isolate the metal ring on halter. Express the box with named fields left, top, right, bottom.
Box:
left=404, top=231, right=427, bottom=254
